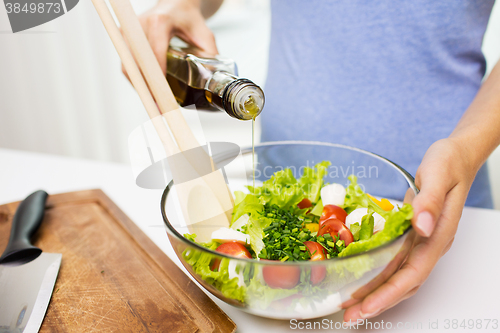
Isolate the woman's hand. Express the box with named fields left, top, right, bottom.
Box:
left=122, top=0, right=218, bottom=77
left=343, top=137, right=478, bottom=323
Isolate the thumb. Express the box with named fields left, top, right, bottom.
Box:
left=175, top=12, right=219, bottom=55
left=411, top=167, right=453, bottom=237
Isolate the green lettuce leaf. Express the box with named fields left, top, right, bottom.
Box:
left=359, top=212, right=374, bottom=240
left=183, top=233, right=197, bottom=243
left=256, top=169, right=304, bottom=209
left=246, top=216, right=273, bottom=256
left=246, top=277, right=297, bottom=309
left=309, top=199, right=324, bottom=216
left=230, top=193, right=271, bottom=256
left=332, top=255, right=376, bottom=279
left=231, top=193, right=264, bottom=224
left=234, top=190, right=247, bottom=206
left=349, top=222, right=361, bottom=241
left=339, top=203, right=414, bottom=257
left=299, top=161, right=331, bottom=203
left=343, top=175, right=387, bottom=217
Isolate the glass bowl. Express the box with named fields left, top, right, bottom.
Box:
left=161, top=141, right=417, bottom=320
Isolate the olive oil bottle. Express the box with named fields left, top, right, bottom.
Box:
left=166, top=43, right=265, bottom=120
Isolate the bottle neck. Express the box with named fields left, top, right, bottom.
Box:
left=205, top=71, right=265, bottom=120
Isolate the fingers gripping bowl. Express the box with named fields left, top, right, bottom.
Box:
left=161, top=142, right=418, bottom=319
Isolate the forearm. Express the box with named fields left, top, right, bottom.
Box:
left=449, top=61, right=500, bottom=171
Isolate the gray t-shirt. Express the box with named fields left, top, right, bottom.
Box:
left=261, top=0, right=495, bottom=208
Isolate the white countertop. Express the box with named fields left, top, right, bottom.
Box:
left=0, top=148, right=499, bottom=333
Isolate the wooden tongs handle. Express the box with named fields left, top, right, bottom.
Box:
left=91, top=0, right=234, bottom=239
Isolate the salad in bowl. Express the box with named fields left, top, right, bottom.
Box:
left=162, top=142, right=417, bottom=319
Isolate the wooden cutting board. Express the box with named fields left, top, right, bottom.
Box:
left=0, top=189, right=236, bottom=333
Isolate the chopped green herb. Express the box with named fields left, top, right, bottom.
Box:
left=256, top=203, right=347, bottom=261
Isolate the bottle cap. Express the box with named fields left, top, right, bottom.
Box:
left=223, top=79, right=265, bottom=120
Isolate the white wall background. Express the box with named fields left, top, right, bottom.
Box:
left=0, top=0, right=499, bottom=208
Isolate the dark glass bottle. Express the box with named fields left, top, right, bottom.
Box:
left=166, top=43, right=264, bottom=120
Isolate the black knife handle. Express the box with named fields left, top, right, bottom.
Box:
left=0, top=190, right=48, bottom=265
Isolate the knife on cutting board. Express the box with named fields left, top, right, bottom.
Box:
left=0, top=190, right=62, bottom=333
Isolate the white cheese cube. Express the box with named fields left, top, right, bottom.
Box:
left=345, top=208, right=386, bottom=232
left=211, top=227, right=250, bottom=245
left=320, top=183, right=346, bottom=206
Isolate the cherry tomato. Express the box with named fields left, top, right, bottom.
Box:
left=318, top=218, right=354, bottom=246
left=303, top=241, right=326, bottom=261
left=262, top=263, right=301, bottom=289
left=319, top=205, right=347, bottom=227
left=210, top=242, right=251, bottom=271
left=303, top=241, right=327, bottom=285
left=297, top=198, right=313, bottom=209
left=310, top=266, right=326, bottom=285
